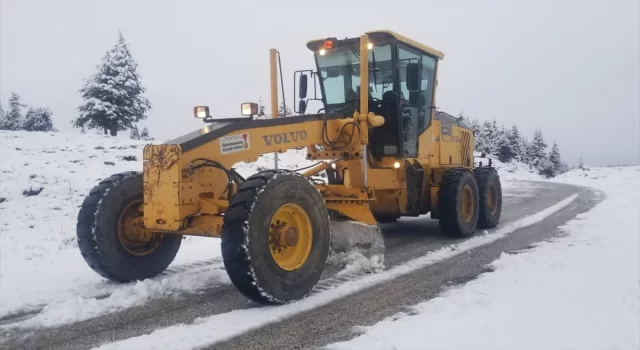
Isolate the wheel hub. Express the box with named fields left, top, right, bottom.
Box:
left=461, top=185, right=474, bottom=223
left=118, top=200, right=162, bottom=256
left=268, top=203, right=312, bottom=271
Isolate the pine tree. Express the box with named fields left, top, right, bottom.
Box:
left=129, top=127, right=140, bottom=140
left=254, top=97, right=270, bottom=119
left=548, top=142, right=564, bottom=175
left=139, top=127, right=153, bottom=141
left=278, top=101, right=293, bottom=117
left=477, top=120, right=494, bottom=155
left=528, top=128, right=547, bottom=167
left=578, top=157, right=584, bottom=169
left=73, top=31, right=151, bottom=136
left=457, top=110, right=465, bottom=122
left=507, top=125, right=525, bottom=162
left=495, top=128, right=514, bottom=162
left=1, top=92, right=26, bottom=130
left=23, top=107, right=55, bottom=132
left=470, top=119, right=481, bottom=141
left=537, top=158, right=555, bottom=178
left=130, top=126, right=153, bottom=140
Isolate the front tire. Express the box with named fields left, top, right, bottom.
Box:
left=76, top=172, right=182, bottom=282
left=437, top=169, right=479, bottom=237
left=221, top=170, right=330, bottom=304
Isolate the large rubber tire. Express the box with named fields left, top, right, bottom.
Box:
left=76, top=172, right=182, bottom=282
left=437, top=169, right=479, bottom=238
left=221, top=170, right=331, bottom=304
left=474, top=167, right=502, bottom=229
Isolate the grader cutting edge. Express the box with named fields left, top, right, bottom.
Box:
left=76, top=30, right=502, bottom=304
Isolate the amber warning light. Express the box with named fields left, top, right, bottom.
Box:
left=323, top=40, right=334, bottom=49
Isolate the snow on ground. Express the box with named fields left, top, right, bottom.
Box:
left=0, top=130, right=315, bottom=326
left=0, top=130, right=542, bottom=328
left=94, top=194, right=578, bottom=350
left=326, top=166, right=640, bottom=350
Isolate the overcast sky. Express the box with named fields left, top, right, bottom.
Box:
left=1, top=0, right=638, bottom=166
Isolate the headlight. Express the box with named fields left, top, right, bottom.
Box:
left=193, top=106, right=210, bottom=119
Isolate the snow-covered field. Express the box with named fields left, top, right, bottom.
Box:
left=0, top=129, right=581, bottom=335
left=326, top=166, right=640, bottom=350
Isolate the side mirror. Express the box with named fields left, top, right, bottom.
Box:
left=298, top=99, right=307, bottom=114
left=299, top=74, right=308, bottom=99
left=406, top=63, right=420, bottom=91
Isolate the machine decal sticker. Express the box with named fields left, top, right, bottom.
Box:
left=220, top=133, right=250, bottom=154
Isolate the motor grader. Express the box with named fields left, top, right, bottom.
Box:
left=76, top=30, right=502, bottom=304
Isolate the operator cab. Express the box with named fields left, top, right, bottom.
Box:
left=296, top=30, right=443, bottom=160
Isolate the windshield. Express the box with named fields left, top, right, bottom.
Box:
left=316, top=44, right=393, bottom=111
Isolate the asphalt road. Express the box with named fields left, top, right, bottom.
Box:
left=0, top=181, right=601, bottom=350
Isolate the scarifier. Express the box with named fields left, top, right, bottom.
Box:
left=76, top=30, right=502, bottom=304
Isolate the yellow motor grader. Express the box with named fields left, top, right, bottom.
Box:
left=76, top=30, right=502, bottom=304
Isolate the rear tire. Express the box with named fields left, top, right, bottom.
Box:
left=76, top=172, right=182, bottom=282
left=221, top=170, right=330, bottom=304
left=474, top=167, right=502, bottom=229
left=437, top=169, right=479, bottom=237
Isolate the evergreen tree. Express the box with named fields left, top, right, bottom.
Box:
left=578, top=157, right=584, bottom=169
left=254, top=97, right=270, bottom=119
left=73, top=31, right=151, bottom=136
left=537, top=158, right=555, bottom=178
left=129, top=127, right=140, bottom=140
left=470, top=119, right=481, bottom=141
left=23, top=107, right=55, bottom=132
left=477, top=120, right=495, bottom=154
left=139, top=127, right=153, bottom=141
left=507, top=125, right=526, bottom=161
left=130, top=126, right=153, bottom=141
left=0, top=102, right=4, bottom=123
left=1, top=92, right=25, bottom=130
left=495, top=127, right=514, bottom=162
left=278, top=101, right=293, bottom=117
left=548, top=141, right=564, bottom=175
left=457, top=110, right=465, bottom=122
left=528, top=128, right=547, bottom=167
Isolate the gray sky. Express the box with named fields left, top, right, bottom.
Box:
left=1, top=0, right=639, bottom=166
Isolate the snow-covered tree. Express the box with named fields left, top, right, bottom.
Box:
left=130, top=126, right=153, bottom=141
left=578, top=157, right=584, bottom=169
left=477, top=120, right=499, bottom=155
left=457, top=110, right=465, bottom=122
left=254, top=97, right=270, bottom=120
left=537, top=158, right=555, bottom=178
left=495, top=125, right=517, bottom=162
left=1, top=92, right=25, bottom=130
left=507, top=125, right=526, bottom=162
left=528, top=128, right=547, bottom=167
left=278, top=101, right=293, bottom=117
left=73, top=31, right=151, bottom=136
left=548, top=141, right=567, bottom=175
left=23, top=107, right=55, bottom=132
left=470, top=119, right=481, bottom=141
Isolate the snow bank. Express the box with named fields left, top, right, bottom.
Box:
left=326, top=166, right=640, bottom=350
left=0, top=130, right=315, bottom=325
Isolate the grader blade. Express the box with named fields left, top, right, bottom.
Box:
left=327, top=220, right=385, bottom=272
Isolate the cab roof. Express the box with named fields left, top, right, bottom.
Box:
left=306, top=30, right=445, bottom=59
